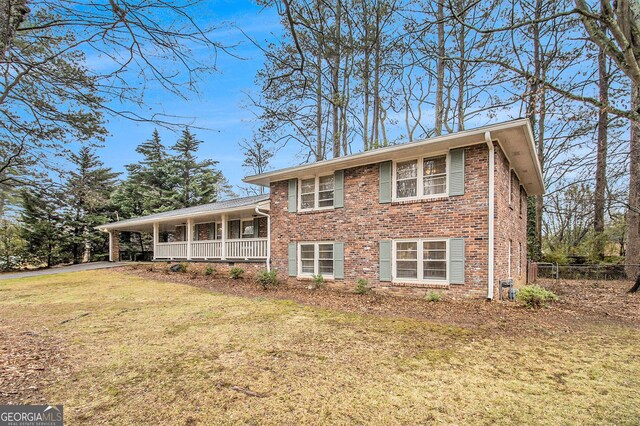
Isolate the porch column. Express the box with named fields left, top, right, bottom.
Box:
left=108, top=230, right=120, bottom=262
left=221, top=214, right=227, bottom=260
left=186, top=218, right=193, bottom=260
left=153, top=222, right=159, bottom=261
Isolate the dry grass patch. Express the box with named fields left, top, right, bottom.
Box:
left=0, top=270, right=638, bottom=425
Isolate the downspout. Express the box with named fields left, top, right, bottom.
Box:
left=254, top=205, right=271, bottom=271
left=485, top=131, right=495, bottom=300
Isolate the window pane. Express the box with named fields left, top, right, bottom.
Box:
left=396, top=261, right=418, bottom=279
left=319, top=260, right=333, bottom=275
left=319, top=175, right=334, bottom=191
left=215, top=223, right=222, bottom=240
left=423, top=156, right=446, bottom=176
left=424, top=175, right=446, bottom=195
left=318, top=244, right=333, bottom=259
left=300, top=244, right=315, bottom=260
left=396, top=242, right=418, bottom=259
left=301, top=178, right=315, bottom=194
left=242, top=221, right=254, bottom=238
left=301, top=193, right=315, bottom=210
left=397, top=160, right=417, bottom=179
left=423, top=261, right=446, bottom=280
left=397, top=179, right=417, bottom=198
left=301, top=260, right=315, bottom=274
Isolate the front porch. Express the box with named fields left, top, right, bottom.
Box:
left=97, top=195, right=271, bottom=264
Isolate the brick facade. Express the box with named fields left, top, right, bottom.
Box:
left=269, top=142, right=527, bottom=299
left=109, top=230, right=120, bottom=262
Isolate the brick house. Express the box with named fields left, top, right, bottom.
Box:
left=98, top=119, right=543, bottom=299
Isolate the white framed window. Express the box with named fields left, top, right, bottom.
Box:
left=394, top=154, right=448, bottom=200
left=393, top=239, right=448, bottom=283
left=508, top=239, right=512, bottom=278
left=241, top=220, right=254, bottom=239
left=215, top=222, right=222, bottom=240
left=298, top=242, right=334, bottom=277
left=299, top=175, right=335, bottom=211
left=518, top=242, right=522, bottom=276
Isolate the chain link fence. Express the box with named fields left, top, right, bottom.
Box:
left=528, top=262, right=640, bottom=283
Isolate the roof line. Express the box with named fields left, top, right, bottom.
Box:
left=243, top=118, right=531, bottom=184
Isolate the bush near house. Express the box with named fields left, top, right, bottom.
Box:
left=425, top=291, right=443, bottom=302
left=229, top=267, right=245, bottom=279
left=516, top=285, right=559, bottom=308
left=255, top=270, right=278, bottom=290
left=355, top=278, right=369, bottom=294
left=204, top=266, right=216, bottom=276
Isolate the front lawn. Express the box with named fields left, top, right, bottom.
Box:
left=0, top=270, right=639, bottom=425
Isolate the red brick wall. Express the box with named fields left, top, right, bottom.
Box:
left=109, top=230, right=120, bottom=262
left=269, top=144, right=502, bottom=298
left=268, top=142, right=526, bottom=298
left=493, top=145, right=528, bottom=296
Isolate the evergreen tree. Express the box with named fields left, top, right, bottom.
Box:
left=170, top=128, right=232, bottom=208
left=64, top=147, right=119, bottom=263
left=20, top=186, right=65, bottom=267
left=0, top=219, right=26, bottom=271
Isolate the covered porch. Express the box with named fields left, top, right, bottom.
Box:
left=97, top=195, right=271, bottom=264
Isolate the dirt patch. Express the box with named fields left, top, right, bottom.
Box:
left=119, top=266, right=640, bottom=335
left=0, top=327, right=68, bottom=404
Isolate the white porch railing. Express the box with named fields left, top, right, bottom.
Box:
left=225, top=238, right=268, bottom=259
left=191, top=240, right=222, bottom=259
left=155, top=239, right=267, bottom=260
left=156, top=242, right=188, bottom=259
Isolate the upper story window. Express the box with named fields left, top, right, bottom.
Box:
left=394, top=155, right=447, bottom=200
left=299, top=175, right=334, bottom=211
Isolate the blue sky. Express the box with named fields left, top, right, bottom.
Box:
left=92, top=1, right=287, bottom=193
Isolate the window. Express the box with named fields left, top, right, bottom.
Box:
left=299, top=175, right=334, bottom=210
left=242, top=220, right=254, bottom=239
left=396, top=160, right=418, bottom=198
left=423, top=156, right=447, bottom=195
left=395, top=155, right=447, bottom=200
left=299, top=242, right=334, bottom=276
left=394, top=239, right=447, bottom=283
left=215, top=223, right=222, bottom=240
left=508, top=239, right=512, bottom=278
left=518, top=242, right=522, bottom=276
left=519, top=186, right=525, bottom=217
left=509, top=170, right=513, bottom=207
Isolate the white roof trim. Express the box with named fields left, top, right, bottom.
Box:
left=243, top=119, right=544, bottom=195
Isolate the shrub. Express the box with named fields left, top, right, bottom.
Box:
left=255, top=270, right=279, bottom=290
left=311, top=274, right=324, bottom=289
left=355, top=278, right=370, bottom=294
left=204, top=266, right=216, bottom=276
left=425, top=291, right=443, bottom=302
left=169, top=263, right=188, bottom=273
left=516, top=285, right=559, bottom=308
left=229, top=267, right=245, bottom=279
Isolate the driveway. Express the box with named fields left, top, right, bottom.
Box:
left=0, top=262, right=129, bottom=280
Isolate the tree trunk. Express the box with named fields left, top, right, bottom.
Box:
left=316, top=52, right=324, bottom=161
left=434, top=1, right=445, bottom=136
left=456, top=0, right=466, bottom=131
left=331, top=0, right=342, bottom=159
left=626, top=82, right=640, bottom=278
left=594, top=43, right=609, bottom=261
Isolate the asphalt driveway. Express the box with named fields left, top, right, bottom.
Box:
left=0, top=262, right=129, bottom=280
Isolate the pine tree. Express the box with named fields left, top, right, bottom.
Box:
left=20, top=186, right=65, bottom=267
left=64, top=147, right=119, bottom=263
left=170, top=128, right=232, bottom=208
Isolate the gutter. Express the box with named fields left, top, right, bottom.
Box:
left=254, top=204, right=271, bottom=271
left=485, top=131, right=495, bottom=300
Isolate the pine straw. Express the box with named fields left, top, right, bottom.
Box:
left=0, top=270, right=638, bottom=425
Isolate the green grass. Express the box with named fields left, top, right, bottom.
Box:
left=1, top=270, right=639, bottom=425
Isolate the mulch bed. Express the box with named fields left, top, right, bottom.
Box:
left=119, top=266, right=640, bottom=335
left=0, top=327, right=68, bottom=405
